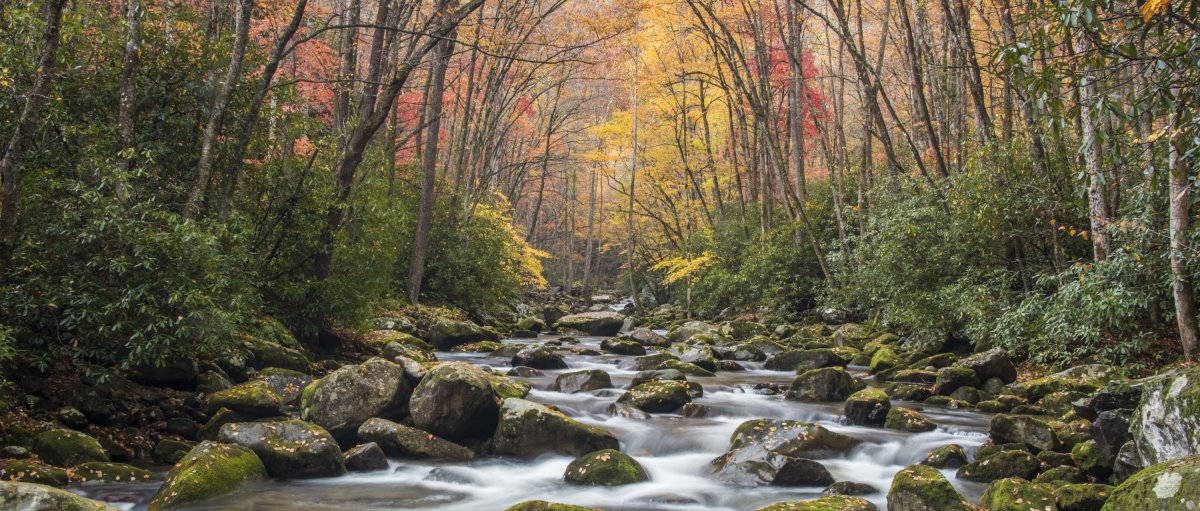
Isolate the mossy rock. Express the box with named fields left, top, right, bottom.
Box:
left=564, top=449, right=649, bottom=486
left=515, top=316, right=547, bottom=332
left=600, top=338, right=647, bottom=355
left=766, top=349, right=848, bottom=372
left=0, top=460, right=68, bottom=486
left=923, top=395, right=971, bottom=409
left=365, top=331, right=425, bottom=353
left=554, top=312, right=625, bottom=336
left=1102, top=452, right=1200, bottom=510
left=956, top=449, right=1039, bottom=482
left=451, top=341, right=505, bottom=353
left=786, top=367, right=865, bottom=402
left=488, top=372, right=532, bottom=399
left=989, top=414, right=1061, bottom=452
left=147, top=441, right=268, bottom=511
left=844, top=388, right=891, bottom=426
left=0, top=481, right=121, bottom=510
left=240, top=334, right=312, bottom=373
left=887, top=384, right=932, bottom=402
left=1072, top=440, right=1113, bottom=478
left=884, top=407, right=936, bottom=432
left=1038, top=450, right=1076, bottom=468
left=657, top=359, right=716, bottom=377
left=218, top=420, right=346, bottom=479
left=921, top=444, right=968, bottom=468
left=1034, top=465, right=1087, bottom=485
left=254, top=368, right=313, bottom=405
left=31, top=429, right=108, bottom=467
left=72, top=462, right=153, bottom=483
left=623, top=353, right=679, bottom=371
left=886, top=464, right=972, bottom=511
left=1056, top=483, right=1112, bottom=511
left=869, top=348, right=900, bottom=374
left=205, top=380, right=284, bottom=417
left=552, top=369, right=613, bottom=394
left=504, top=501, right=601, bottom=511
left=617, top=380, right=692, bottom=413
left=908, top=352, right=959, bottom=370
left=382, top=341, right=437, bottom=364
left=932, top=367, right=979, bottom=396
left=153, top=438, right=195, bottom=464
left=493, top=398, right=618, bottom=458
left=884, top=369, right=938, bottom=385
left=427, top=318, right=499, bottom=350
left=753, top=496, right=879, bottom=510
left=357, top=418, right=474, bottom=461
left=303, top=358, right=413, bottom=438
left=979, top=477, right=1057, bottom=511
left=976, top=443, right=1029, bottom=459
left=976, top=400, right=1011, bottom=413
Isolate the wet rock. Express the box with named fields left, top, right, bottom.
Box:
left=844, top=388, right=891, bottom=426
left=824, top=481, right=879, bottom=496
left=718, top=360, right=747, bottom=371
left=786, top=367, right=865, bottom=402
left=218, top=420, right=345, bottom=479
left=512, top=346, right=568, bottom=369
left=623, top=353, right=679, bottom=371
left=302, top=358, right=412, bottom=438
left=932, top=367, right=979, bottom=396
left=0, top=460, right=68, bottom=486
left=343, top=442, right=389, bottom=472
left=72, top=461, right=154, bottom=483
left=507, top=366, right=544, bottom=377
left=628, top=328, right=670, bottom=347
left=956, top=449, right=1040, bottom=482
left=564, top=449, right=649, bottom=486
left=492, top=398, right=618, bottom=458
left=657, top=359, right=716, bottom=377
left=630, top=368, right=686, bottom=387
left=427, top=318, right=499, bottom=350
left=1055, top=483, right=1112, bottom=511
left=505, top=501, right=601, bottom=511
left=617, top=380, right=692, bottom=413
left=1103, top=452, right=1200, bottom=510
left=953, top=348, right=1017, bottom=384
left=31, top=429, right=107, bottom=467
left=409, top=362, right=501, bottom=441
left=357, top=418, right=474, bottom=461
left=0, top=481, right=121, bottom=510
left=555, top=312, right=625, bottom=336
left=884, top=407, right=936, bottom=432
left=146, top=441, right=268, bottom=511
left=989, top=414, right=1061, bottom=452
left=979, top=477, right=1056, bottom=511
left=766, top=349, right=846, bottom=371
left=554, top=369, right=613, bottom=393
left=712, top=419, right=862, bottom=486
left=887, top=464, right=972, bottom=511
left=668, top=321, right=718, bottom=343
left=607, top=403, right=651, bottom=419
left=205, top=380, right=284, bottom=417
left=887, top=384, right=933, bottom=402
left=600, top=338, right=646, bottom=355
left=667, top=344, right=719, bottom=371
left=921, top=444, right=968, bottom=468
left=679, top=403, right=710, bottom=417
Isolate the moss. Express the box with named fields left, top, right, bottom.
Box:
left=921, top=444, right=968, bottom=468
left=956, top=450, right=1040, bottom=482
left=1072, top=440, right=1113, bottom=478
left=147, top=441, right=268, bottom=511
left=1034, top=465, right=1087, bottom=485
left=504, top=501, right=602, bottom=511
left=617, top=380, right=691, bottom=413
left=1021, top=376, right=1101, bottom=403
left=752, top=496, right=879, bottom=511
left=1056, top=483, right=1112, bottom=511
left=845, top=388, right=891, bottom=426
left=869, top=348, right=900, bottom=374
left=563, top=449, right=649, bottom=486
left=886, top=464, right=972, bottom=511
left=885, top=407, right=936, bottom=432
left=205, top=380, right=284, bottom=416
left=31, top=429, right=108, bottom=467
left=1102, top=452, right=1200, bottom=510
left=0, top=482, right=121, bottom=510
left=72, top=462, right=154, bottom=483
left=909, top=352, right=959, bottom=370
left=976, top=400, right=1010, bottom=413
left=487, top=373, right=532, bottom=399
left=979, top=477, right=1056, bottom=511
left=0, top=460, right=69, bottom=486
left=656, top=359, right=716, bottom=377
left=451, top=341, right=505, bottom=352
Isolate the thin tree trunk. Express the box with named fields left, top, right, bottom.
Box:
left=628, top=40, right=643, bottom=314
left=118, top=0, right=141, bottom=178
left=1168, top=88, right=1198, bottom=361
left=1076, top=35, right=1112, bottom=261
left=582, top=137, right=599, bottom=306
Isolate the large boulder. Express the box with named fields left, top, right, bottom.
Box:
left=884, top=407, right=936, bottom=432
left=301, top=358, right=411, bottom=438
left=766, top=349, right=849, bottom=372
left=0, top=460, right=68, bottom=486
left=600, top=338, right=646, bottom=355
left=31, top=429, right=107, bottom=467
left=1128, top=367, right=1200, bottom=468
left=512, top=346, right=568, bottom=369
left=564, top=449, right=649, bottom=486
left=844, top=388, right=891, bottom=426
left=492, top=398, right=619, bottom=458
left=931, top=367, right=979, bottom=396
left=554, top=312, right=625, bottom=336
left=711, top=420, right=861, bottom=487
left=146, top=441, right=268, bottom=511
left=205, top=380, right=284, bottom=417
left=886, top=464, right=972, bottom=511
left=667, top=344, right=719, bottom=371
left=989, top=414, right=1061, bottom=452
left=616, top=380, right=692, bottom=413
left=668, top=321, right=718, bottom=343
left=956, top=450, right=1039, bottom=482
left=254, top=368, right=313, bottom=405
left=979, top=478, right=1056, bottom=511
left=357, top=418, right=474, bottom=461
left=786, top=367, right=865, bottom=402
left=240, top=334, right=312, bottom=373
left=217, top=420, right=345, bottom=479
left=554, top=370, right=613, bottom=393
left=0, top=482, right=120, bottom=511
left=754, top=496, right=878, bottom=511
left=427, top=318, right=498, bottom=350
left=410, top=362, right=502, bottom=441
left=1103, top=452, right=1200, bottom=510
left=953, top=348, right=1017, bottom=384
left=719, top=320, right=766, bottom=341
left=628, top=328, right=670, bottom=347
left=343, top=443, right=389, bottom=472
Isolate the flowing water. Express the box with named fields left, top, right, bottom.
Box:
left=76, top=333, right=993, bottom=511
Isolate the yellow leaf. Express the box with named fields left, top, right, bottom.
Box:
left=1141, top=0, right=1169, bottom=21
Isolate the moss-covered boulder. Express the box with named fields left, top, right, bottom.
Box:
left=0, top=460, right=68, bottom=486
left=152, top=438, right=195, bottom=464
left=1035, top=465, right=1087, bottom=485
left=1070, top=440, right=1111, bottom=479
left=555, top=312, right=625, bottom=336
left=753, top=496, right=879, bottom=510
left=886, top=464, right=972, bottom=511
left=600, top=338, right=646, bottom=355
left=409, top=362, right=502, bottom=441
left=504, top=501, right=601, bottom=511
left=630, top=368, right=687, bottom=388
left=711, top=419, right=861, bottom=486
left=979, top=477, right=1057, bottom=511
left=786, top=367, right=865, bottom=402
left=869, top=348, right=900, bottom=374
left=254, top=367, right=313, bottom=406
left=1056, top=483, right=1112, bottom=511
left=31, top=429, right=107, bottom=467
left=628, top=328, right=670, bottom=347
left=146, top=441, right=268, bottom=511
left=426, top=318, right=499, bottom=350
left=990, top=414, right=1061, bottom=452
left=564, top=449, right=649, bottom=486
left=1102, top=452, right=1200, bottom=510
left=932, top=367, right=979, bottom=396
left=668, top=321, right=718, bottom=343
left=0, top=481, right=120, bottom=510
left=382, top=340, right=437, bottom=364
left=623, top=353, right=679, bottom=371
left=657, top=359, right=716, bottom=377
left=921, top=444, right=968, bottom=468
left=823, top=481, right=879, bottom=496
left=956, top=449, right=1040, bottom=482
left=844, top=388, right=891, bottom=426
left=766, top=349, right=850, bottom=372
left=884, top=407, right=936, bottom=432
left=953, top=347, right=1017, bottom=384
left=887, top=384, right=933, bottom=402
left=72, top=462, right=153, bottom=483
left=486, top=372, right=531, bottom=400
left=357, top=417, right=474, bottom=461
left=206, top=380, right=284, bottom=417
left=492, top=398, right=618, bottom=458
left=617, top=380, right=692, bottom=413
left=667, top=344, right=719, bottom=371
left=516, top=316, right=547, bottom=332
left=240, top=334, right=312, bottom=373
left=1127, top=367, right=1200, bottom=469
left=511, top=346, right=567, bottom=369
left=553, top=369, right=613, bottom=393
left=301, top=358, right=411, bottom=438
left=217, top=420, right=345, bottom=479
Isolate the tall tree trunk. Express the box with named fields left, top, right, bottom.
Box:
left=333, top=0, right=361, bottom=133
left=628, top=40, right=643, bottom=314
left=582, top=137, right=599, bottom=306
left=1168, top=89, right=1198, bottom=361
left=118, top=0, right=141, bottom=178
left=183, top=0, right=251, bottom=219
left=1076, top=35, right=1112, bottom=261
left=0, top=0, right=68, bottom=272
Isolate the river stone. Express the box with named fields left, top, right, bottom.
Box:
left=887, top=384, right=933, bottom=402
left=844, top=388, right=891, bottom=426
left=564, top=449, right=649, bottom=486
left=0, top=460, right=68, bottom=486
left=711, top=448, right=835, bottom=487
left=754, top=496, right=879, bottom=511
left=617, top=380, right=692, bottom=413
left=607, top=403, right=652, bottom=419
left=667, top=344, right=719, bottom=371
left=343, top=442, right=389, bottom=472
left=493, top=398, right=618, bottom=458
left=357, top=417, right=474, bottom=461
left=884, top=407, right=936, bottom=432
left=887, top=464, right=972, bottom=511
left=554, top=369, right=613, bottom=393
left=505, top=501, right=602, bottom=511
left=1056, top=483, right=1112, bottom=511
left=823, top=481, right=879, bottom=496
left=623, top=353, right=679, bottom=371
left=205, top=380, right=284, bottom=417
left=31, top=429, right=107, bottom=467
left=1127, top=367, right=1200, bottom=468
left=146, top=441, right=268, bottom=511
left=72, top=461, right=153, bottom=483
left=717, top=343, right=767, bottom=362
left=0, top=481, right=121, bottom=511
left=989, top=414, right=1060, bottom=452
left=767, top=350, right=840, bottom=371
left=427, top=318, right=498, bottom=350
left=869, top=347, right=900, bottom=374
left=630, top=369, right=686, bottom=388
left=507, top=366, right=544, bottom=377
left=786, top=367, right=865, bottom=402
left=555, top=312, right=625, bottom=336
left=730, top=419, right=862, bottom=457
left=1102, top=452, right=1200, bottom=510
left=668, top=321, right=718, bottom=342
left=301, top=358, right=411, bottom=438
left=932, top=367, right=979, bottom=396
left=953, top=347, right=1017, bottom=384
left=979, top=477, right=1057, bottom=511
left=1072, top=439, right=1114, bottom=478
left=512, top=346, right=568, bottom=369
left=657, top=359, right=716, bottom=377
left=628, top=328, right=670, bottom=347
left=409, top=362, right=501, bottom=441
left=1035, top=465, right=1087, bottom=485
left=956, top=449, right=1040, bottom=482
left=921, top=444, right=968, bottom=468
left=217, top=420, right=345, bottom=479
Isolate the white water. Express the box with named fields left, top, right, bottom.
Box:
left=77, top=335, right=992, bottom=510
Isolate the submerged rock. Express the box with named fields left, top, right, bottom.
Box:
left=887, top=464, right=972, bottom=511
left=146, top=441, right=268, bottom=511
left=0, top=481, right=120, bottom=511
left=564, top=449, right=649, bottom=486
left=357, top=418, right=474, bottom=461
left=492, top=398, right=619, bottom=458
left=409, top=362, right=502, bottom=441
